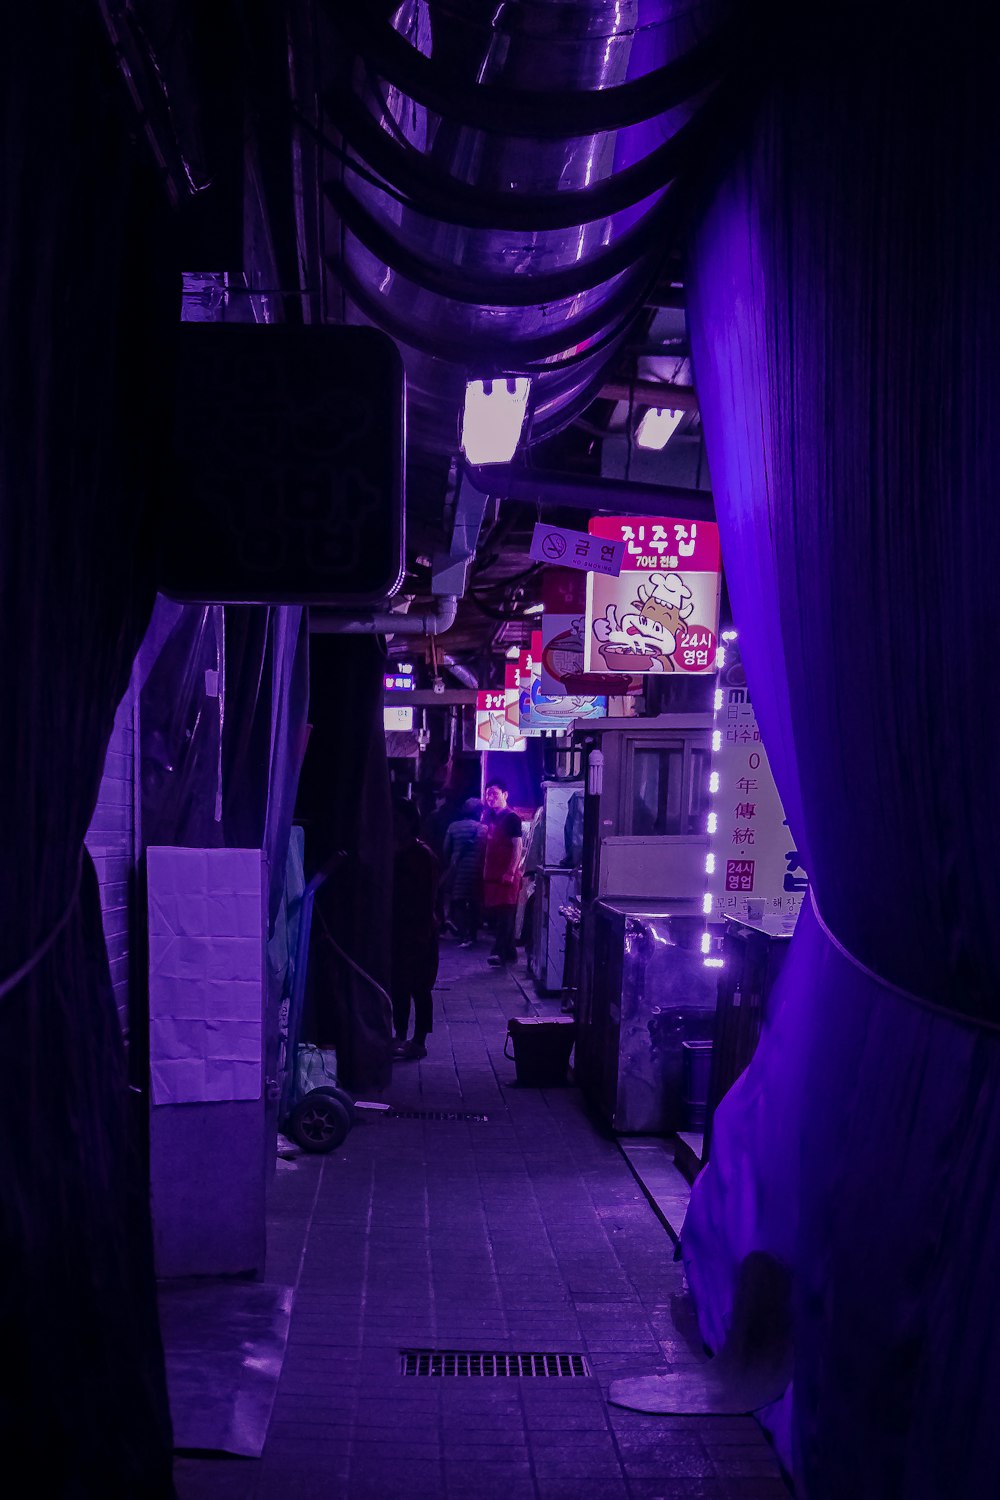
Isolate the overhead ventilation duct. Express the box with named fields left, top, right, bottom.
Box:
left=310, top=0, right=736, bottom=457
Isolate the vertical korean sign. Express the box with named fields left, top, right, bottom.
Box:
left=540, top=570, right=588, bottom=695
left=708, top=641, right=808, bottom=930
left=584, top=517, right=722, bottom=675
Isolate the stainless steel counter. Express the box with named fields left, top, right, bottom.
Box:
left=576, top=899, right=720, bottom=1133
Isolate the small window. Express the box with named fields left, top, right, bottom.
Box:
left=685, top=747, right=710, bottom=834
left=630, top=746, right=684, bottom=836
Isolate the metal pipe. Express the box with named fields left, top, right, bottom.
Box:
left=463, top=466, right=713, bottom=520
left=441, top=654, right=478, bottom=689
left=385, top=689, right=476, bottom=705
left=311, top=595, right=458, bottom=636
left=598, top=379, right=698, bottom=411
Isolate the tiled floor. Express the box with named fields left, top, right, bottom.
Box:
left=174, top=942, right=788, bottom=1500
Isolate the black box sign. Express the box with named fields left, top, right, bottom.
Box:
left=163, top=323, right=405, bottom=604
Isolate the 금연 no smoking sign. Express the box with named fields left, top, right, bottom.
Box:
left=529, top=522, right=624, bottom=577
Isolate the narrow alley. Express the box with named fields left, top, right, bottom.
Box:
left=174, top=943, right=787, bottom=1500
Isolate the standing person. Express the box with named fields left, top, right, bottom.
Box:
left=442, top=797, right=487, bottom=947
left=390, top=798, right=439, bottom=1060
left=482, top=780, right=523, bottom=967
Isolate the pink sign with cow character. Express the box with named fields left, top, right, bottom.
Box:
left=583, top=517, right=722, bottom=675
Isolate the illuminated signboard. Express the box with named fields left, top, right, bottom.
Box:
left=540, top=569, right=640, bottom=697
left=384, top=672, right=414, bottom=691
left=518, top=630, right=606, bottom=731
left=703, top=637, right=807, bottom=934
left=474, top=689, right=525, bottom=752
left=584, top=517, right=722, bottom=676
left=383, top=706, right=414, bottom=733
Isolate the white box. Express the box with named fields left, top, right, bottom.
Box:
left=147, top=847, right=265, bottom=1105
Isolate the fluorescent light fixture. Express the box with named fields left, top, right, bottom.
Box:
left=461, top=376, right=530, bottom=464
left=701, top=931, right=712, bottom=954
left=714, top=688, right=723, bottom=712
left=702, top=893, right=713, bottom=915
left=523, top=603, right=544, bottom=616
left=587, top=748, right=604, bottom=797
left=705, top=852, right=716, bottom=874
left=635, top=407, right=683, bottom=451
left=704, top=958, right=725, bottom=969
left=707, top=812, right=717, bottom=834
left=709, top=771, right=720, bottom=794
left=712, top=729, right=722, bottom=752
left=721, top=630, right=738, bottom=642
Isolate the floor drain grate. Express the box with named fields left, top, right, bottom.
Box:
left=401, top=1349, right=590, bottom=1378
left=389, top=1109, right=489, bottom=1122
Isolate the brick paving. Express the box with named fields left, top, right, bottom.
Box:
left=174, top=942, right=789, bottom=1500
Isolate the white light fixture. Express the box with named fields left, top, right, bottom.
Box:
left=587, top=748, right=604, bottom=797
left=461, top=376, right=530, bottom=464
left=523, top=603, right=544, bottom=616
left=635, top=407, right=684, bottom=451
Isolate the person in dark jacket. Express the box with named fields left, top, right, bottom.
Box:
left=390, top=798, right=439, bottom=1060
left=442, top=798, right=487, bottom=947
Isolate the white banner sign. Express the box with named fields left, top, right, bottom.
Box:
left=708, top=646, right=807, bottom=931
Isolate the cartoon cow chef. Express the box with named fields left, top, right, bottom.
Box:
left=593, top=572, right=694, bottom=672
left=635, top=572, right=694, bottom=622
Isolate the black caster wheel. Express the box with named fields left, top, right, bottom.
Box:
left=312, top=1084, right=358, bottom=1125
left=287, top=1089, right=351, bottom=1153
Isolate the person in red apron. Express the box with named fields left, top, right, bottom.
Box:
left=482, top=780, right=523, bottom=967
